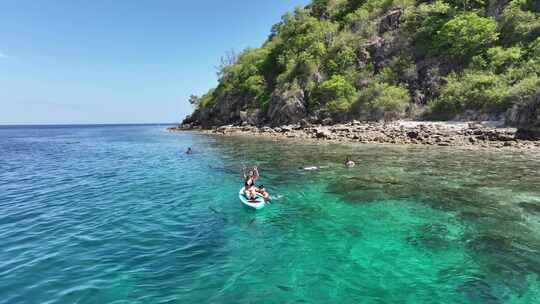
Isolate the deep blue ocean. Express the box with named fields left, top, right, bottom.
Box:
left=1, top=124, right=540, bottom=303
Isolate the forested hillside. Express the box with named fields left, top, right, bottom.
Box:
left=183, top=0, right=539, bottom=134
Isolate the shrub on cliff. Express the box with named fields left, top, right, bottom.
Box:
left=506, top=75, right=540, bottom=105
left=429, top=71, right=510, bottom=118
left=353, top=82, right=410, bottom=119
left=500, top=0, right=540, bottom=44
left=189, top=89, right=217, bottom=110
left=472, top=46, right=524, bottom=73
left=272, top=8, right=338, bottom=90
left=323, top=35, right=360, bottom=80
left=444, top=0, right=486, bottom=11
left=215, top=48, right=270, bottom=107
left=316, top=75, right=358, bottom=113
left=403, top=1, right=454, bottom=56
left=434, top=12, right=499, bottom=61
left=529, top=37, right=540, bottom=60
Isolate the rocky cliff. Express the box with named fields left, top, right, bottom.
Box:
left=180, top=0, right=540, bottom=138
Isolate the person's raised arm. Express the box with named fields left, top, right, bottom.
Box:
left=254, top=166, right=260, bottom=178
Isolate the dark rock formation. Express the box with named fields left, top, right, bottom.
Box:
left=506, top=90, right=540, bottom=140
left=267, top=89, right=307, bottom=126
left=413, top=59, right=444, bottom=105
left=239, top=109, right=262, bottom=126
left=486, top=0, right=512, bottom=17
left=379, top=8, right=402, bottom=34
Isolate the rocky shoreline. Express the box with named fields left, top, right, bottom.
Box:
left=169, top=121, right=540, bottom=151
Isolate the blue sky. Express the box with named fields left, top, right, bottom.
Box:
left=0, top=0, right=309, bottom=124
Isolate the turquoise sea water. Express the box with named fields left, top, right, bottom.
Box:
left=1, top=125, right=540, bottom=303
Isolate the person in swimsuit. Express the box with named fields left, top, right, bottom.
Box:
left=243, top=166, right=259, bottom=200
left=256, top=185, right=270, bottom=201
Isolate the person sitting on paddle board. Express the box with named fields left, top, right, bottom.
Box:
left=243, top=166, right=259, bottom=200
left=244, top=183, right=258, bottom=201
left=243, top=166, right=259, bottom=184
left=256, top=185, right=270, bottom=201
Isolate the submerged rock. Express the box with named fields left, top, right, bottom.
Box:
left=457, top=279, right=502, bottom=304
left=406, top=223, right=451, bottom=250
left=518, top=202, right=540, bottom=214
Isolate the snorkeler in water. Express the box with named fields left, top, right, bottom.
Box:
left=345, top=156, right=356, bottom=168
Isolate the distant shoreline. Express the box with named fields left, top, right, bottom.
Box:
left=169, top=121, right=540, bottom=152
left=0, top=123, right=175, bottom=128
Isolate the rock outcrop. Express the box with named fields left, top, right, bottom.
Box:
left=379, top=8, right=402, bottom=34
left=169, top=121, right=540, bottom=151
left=506, top=90, right=540, bottom=140
left=239, top=109, right=262, bottom=126
left=181, top=88, right=309, bottom=128
left=267, top=89, right=307, bottom=127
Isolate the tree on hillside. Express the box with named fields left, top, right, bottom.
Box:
left=188, top=95, right=200, bottom=106
left=435, top=12, right=499, bottom=60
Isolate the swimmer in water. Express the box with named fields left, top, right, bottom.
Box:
left=345, top=156, right=355, bottom=168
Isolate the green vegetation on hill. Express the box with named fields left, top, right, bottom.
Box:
left=186, top=0, right=540, bottom=125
